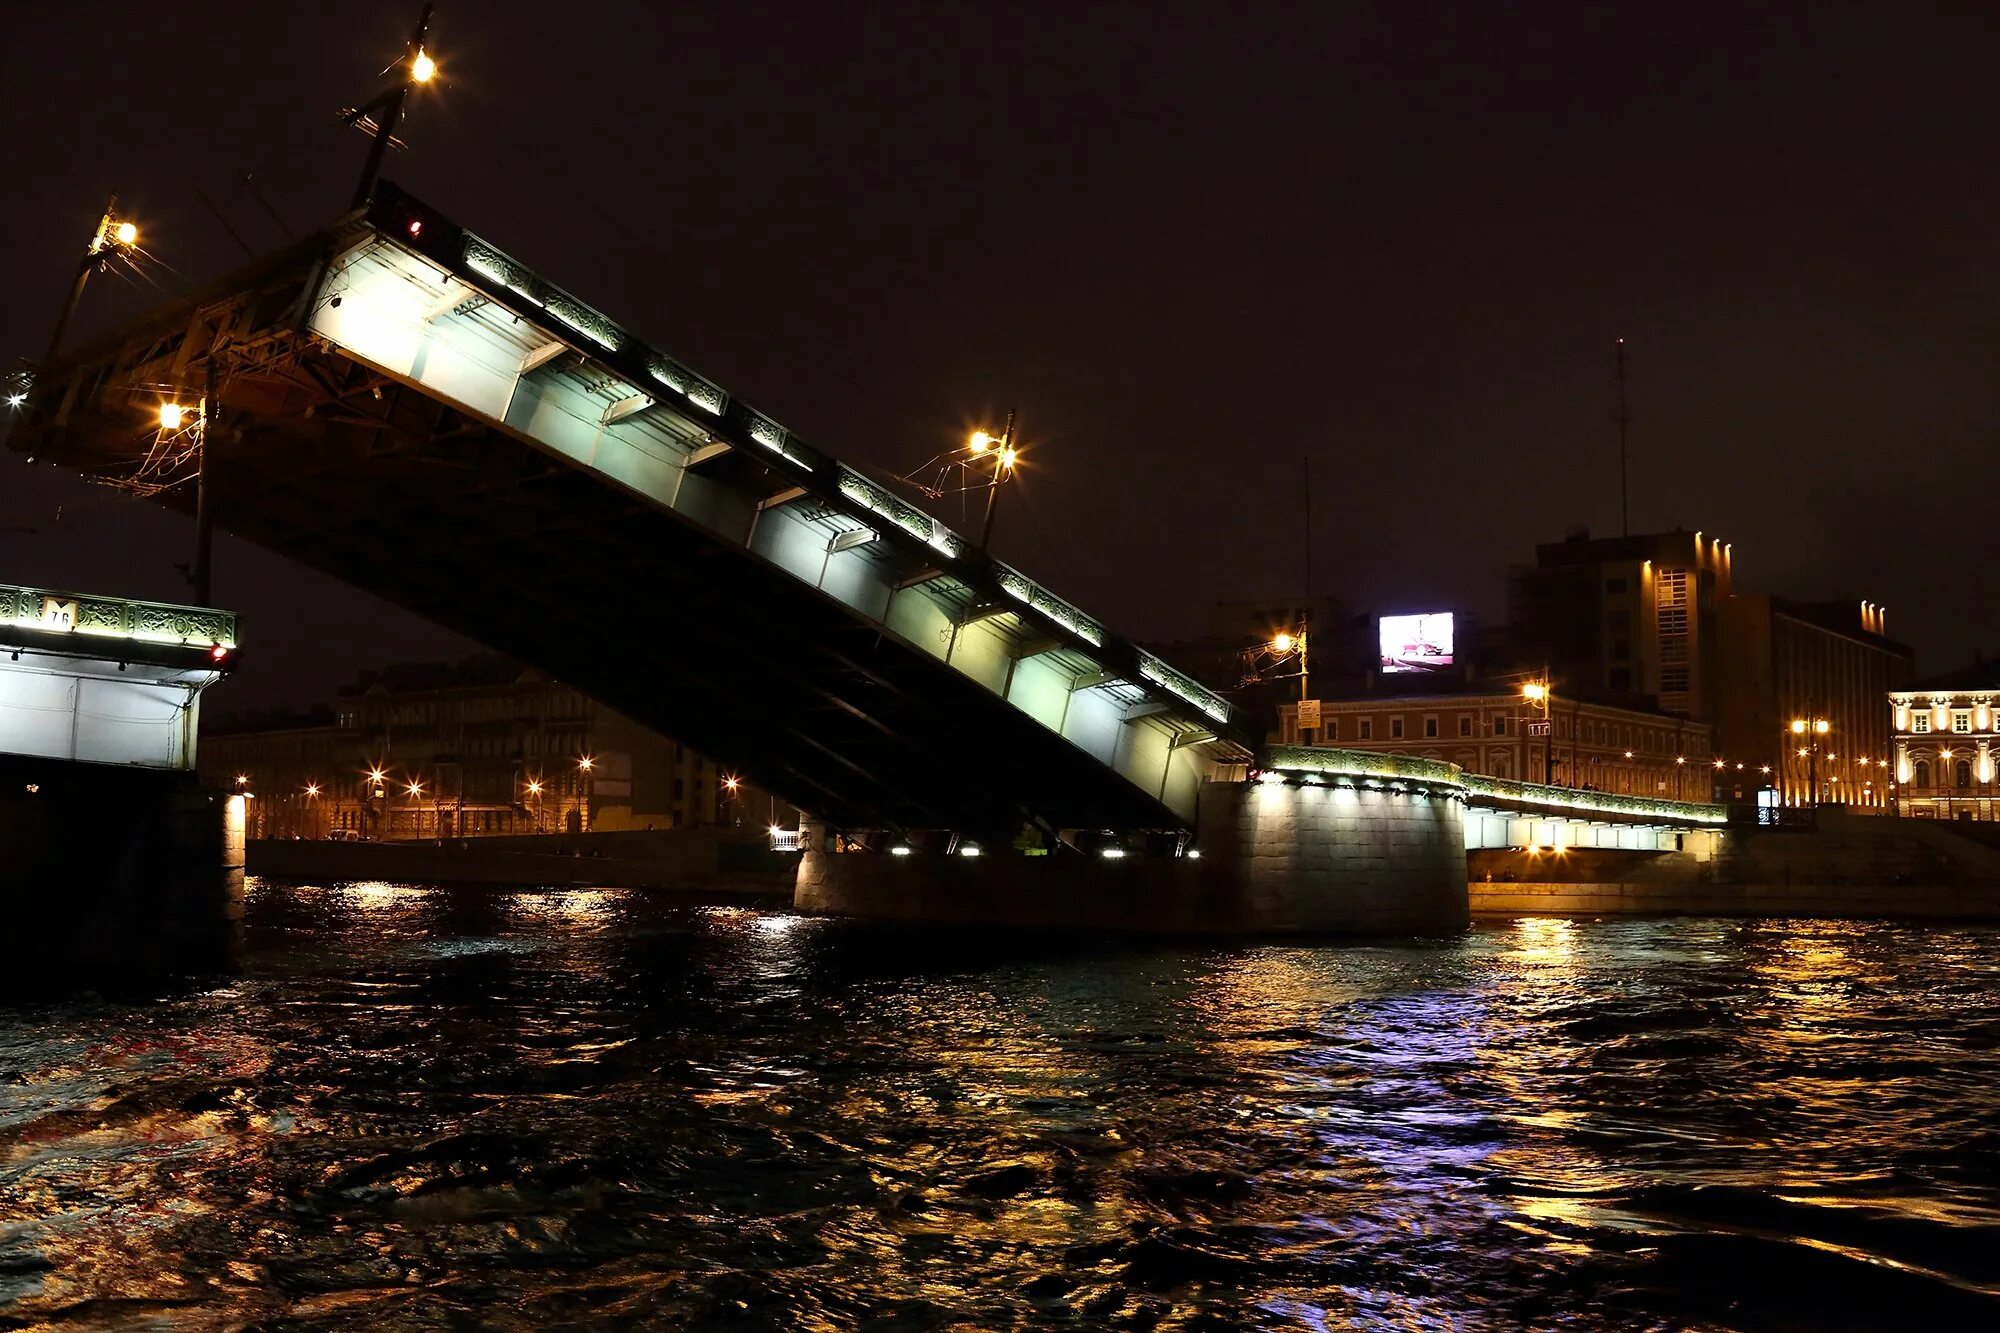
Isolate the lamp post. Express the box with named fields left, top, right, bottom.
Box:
left=1270, top=628, right=1310, bottom=742
left=723, top=775, right=742, bottom=827
left=1789, top=717, right=1830, bottom=805
left=348, top=4, right=438, bottom=210
left=45, top=196, right=141, bottom=363
left=526, top=776, right=544, bottom=833
left=1941, top=749, right=1955, bottom=821
left=967, top=410, right=1019, bottom=549
left=577, top=755, right=595, bottom=834
left=1523, top=680, right=1551, bottom=785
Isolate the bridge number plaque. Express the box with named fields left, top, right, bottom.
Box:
left=38, top=597, right=77, bottom=631
left=1526, top=719, right=1552, bottom=737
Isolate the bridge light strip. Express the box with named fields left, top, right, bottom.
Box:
left=1261, top=744, right=1725, bottom=824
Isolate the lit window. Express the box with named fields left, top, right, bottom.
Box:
left=1459, top=716, right=1473, bottom=737
left=1391, top=717, right=1405, bottom=740
left=1912, top=715, right=1931, bottom=734
left=1423, top=716, right=1439, bottom=738
left=1952, top=711, right=1972, bottom=734
left=1359, top=718, right=1373, bottom=740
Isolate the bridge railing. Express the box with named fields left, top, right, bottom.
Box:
left=1261, top=744, right=1727, bottom=826
left=1, top=581, right=238, bottom=651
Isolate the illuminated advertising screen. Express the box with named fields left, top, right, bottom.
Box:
left=1379, top=612, right=1455, bottom=673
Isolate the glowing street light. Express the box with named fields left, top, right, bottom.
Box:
left=304, top=783, right=320, bottom=798
left=46, top=194, right=143, bottom=361
left=406, top=780, right=424, bottom=797
left=967, top=409, right=1019, bottom=550
left=1272, top=632, right=1295, bottom=655
left=159, top=402, right=186, bottom=431
left=577, top=756, right=594, bottom=772
left=347, top=4, right=439, bottom=209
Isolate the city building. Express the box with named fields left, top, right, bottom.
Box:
left=1717, top=597, right=1910, bottom=809
left=1508, top=527, right=1734, bottom=718
left=1508, top=528, right=1909, bottom=805
left=1278, top=688, right=1714, bottom=801
left=201, top=656, right=784, bottom=839
left=1890, top=660, right=2000, bottom=821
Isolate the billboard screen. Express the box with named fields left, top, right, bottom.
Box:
left=1379, top=612, right=1455, bottom=673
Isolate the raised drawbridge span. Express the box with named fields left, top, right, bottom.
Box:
left=9, top=185, right=1252, bottom=840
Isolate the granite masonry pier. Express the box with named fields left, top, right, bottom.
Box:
left=797, top=774, right=1471, bottom=935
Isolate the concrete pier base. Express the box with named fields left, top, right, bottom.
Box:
left=795, top=779, right=1470, bottom=935
left=1, top=754, right=243, bottom=989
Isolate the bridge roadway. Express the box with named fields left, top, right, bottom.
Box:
left=10, top=183, right=1250, bottom=843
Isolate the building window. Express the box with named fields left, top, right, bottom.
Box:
left=1493, top=716, right=1508, bottom=736
left=1359, top=719, right=1373, bottom=740
left=1423, top=716, right=1438, bottom=738
left=1956, top=760, right=1973, bottom=789
left=1952, top=711, right=1972, bottom=734
left=1611, top=638, right=1630, bottom=661
left=1326, top=718, right=1339, bottom=740
left=1914, top=759, right=1931, bottom=788
left=1391, top=717, right=1405, bottom=739
left=1607, top=610, right=1629, bottom=631
left=1459, top=716, right=1473, bottom=737
left=1610, top=667, right=1631, bottom=692
left=1912, top=715, right=1931, bottom=734
left=1606, top=577, right=1627, bottom=593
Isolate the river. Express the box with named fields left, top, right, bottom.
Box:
left=3, top=881, right=1997, bottom=1329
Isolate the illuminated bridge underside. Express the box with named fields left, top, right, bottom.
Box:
left=15, top=186, right=1248, bottom=834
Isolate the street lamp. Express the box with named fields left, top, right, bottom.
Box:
left=524, top=776, right=545, bottom=832
left=1942, top=748, right=1955, bottom=821
left=1789, top=717, right=1830, bottom=805
left=722, top=775, right=742, bottom=827
left=346, top=4, right=439, bottom=209
left=576, top=755, right=595, bottom=833
left=45, top=196, right=143, bottom=362
left=1523, top=680, right=1552, bottom=785
left=967, top=411, right=1019, bottom=548
left=1262, top=628, right=1311, bottom=741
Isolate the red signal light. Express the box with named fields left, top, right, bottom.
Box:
left=210, top=644, right=230, bottom=662
left=408, top=219, right=423, bottom=237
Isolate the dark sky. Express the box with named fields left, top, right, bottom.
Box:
left=3, top=2, right=1995, bottom=711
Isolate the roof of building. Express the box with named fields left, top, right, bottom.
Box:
left=1902, top=658, right=2000, bottom=693
left=339, top=653, right=541, bottom=697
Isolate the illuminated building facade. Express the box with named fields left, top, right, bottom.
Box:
left=1279, top=690, right=1714, bottom=801
left=1718, top=597, right=1910, bottom=809
left=200, top=656, right=780, bottom=839
left=1891, top=661, right=2000, bottom=821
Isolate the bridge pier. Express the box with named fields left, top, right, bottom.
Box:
left=794, top=776, right=1471, bottom=935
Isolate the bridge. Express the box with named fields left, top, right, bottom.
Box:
left=7, top=186, right=1725, bottom=932
left=9, top=183, right=1250, bottom=846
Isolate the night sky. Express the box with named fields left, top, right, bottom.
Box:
left=2, top=2, right=1995, bottom=712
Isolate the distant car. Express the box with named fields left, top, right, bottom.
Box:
left=1402, top=641, right=1446, bottom=657
left=325, top=829, right=363, bottom=842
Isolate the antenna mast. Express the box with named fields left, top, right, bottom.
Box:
left=1616, top=337, right=1630, bottom=536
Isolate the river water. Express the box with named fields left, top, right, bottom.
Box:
left=3, top=882, right=1998, bottom=1330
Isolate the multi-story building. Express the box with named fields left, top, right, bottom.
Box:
left=1891, top=661, right=2000, bottom=821
left=1508, top=529, right=1908, bottom=806
left=1509, top=528, right=1734, bottom=718
left=1718, top=597, right=1910, bottom=809
left=1279, top=688, right=1714, bottom=802
left=201, top=656, right=784, bottom=840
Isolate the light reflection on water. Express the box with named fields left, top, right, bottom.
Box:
left=2, top=888, right=1998, bottom=1329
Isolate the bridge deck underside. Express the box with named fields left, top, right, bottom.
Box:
left=29, top=344, right=1178, bottom=835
